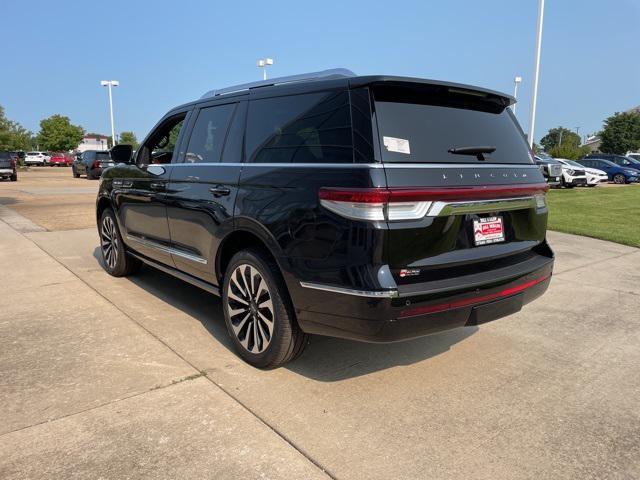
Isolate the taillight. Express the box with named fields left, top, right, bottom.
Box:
left=319, top=184, right=549, bottom=222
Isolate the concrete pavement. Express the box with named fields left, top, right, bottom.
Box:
left=1, top=169, right=639, bottom=479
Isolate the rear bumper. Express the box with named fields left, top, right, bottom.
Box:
left=0, top=168, right=15, bottom=175
left=295, top=250, right=554, bottom=343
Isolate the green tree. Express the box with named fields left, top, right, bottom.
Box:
left=119, top=131, right=139, bottom=148
left=548, top=143, right=591, bottom=160
left=540, top=127, right=581, bottom=151
left=37, top=114, right=85, bottom=151
left=600, top=112, right=640, bottom=154
left=0, top=105, right=34, bottom=150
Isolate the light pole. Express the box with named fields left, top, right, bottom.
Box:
left=257, top=58, right=274, bottom=80
left=528, top=0, right=545, bottom=148
left=100, top=80, right=119, bottom=146
left=513, top=76, right=522, bottom=115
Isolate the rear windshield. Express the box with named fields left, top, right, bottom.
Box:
left=373, top=86, right=532, bottom=164
left=0, top=152, right=10, bottom=159
left=95, top=152, right=111, bottom=160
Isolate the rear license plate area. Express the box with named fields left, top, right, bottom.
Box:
left=473, top=216, right=505, bottom=246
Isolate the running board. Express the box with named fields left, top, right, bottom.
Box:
left=127, top=251, right=221, bottom=297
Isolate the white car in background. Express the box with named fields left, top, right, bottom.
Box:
left=24, top=151, right=50, bottom=166
left=556, top=158, right=608, bottom=187
left=627, top=152, right=640, bottom=162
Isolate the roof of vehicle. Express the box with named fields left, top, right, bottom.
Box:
left=173, top=69, right=515, bottom=112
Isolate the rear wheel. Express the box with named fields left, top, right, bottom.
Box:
left=72, top=167, right=80, bottom=178
left=10, top=174, right=17, bottom=182
left=99, top=208, right=141, bottom=277
left=86, top=170, right=95, bottom=180
left=613, top=173, right=626, bottom=184
left=222, top=249, right=308, bottom=369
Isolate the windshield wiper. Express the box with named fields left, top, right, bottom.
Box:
left=448, top=145, right=496, bottom=161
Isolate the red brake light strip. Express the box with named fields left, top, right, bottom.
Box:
left=398, top=273, right=551, bottom=319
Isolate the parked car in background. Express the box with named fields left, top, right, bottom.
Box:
left=625, top=152, right=640, bottom=162
left=537, top=156, right=586, bottom=188
left=9, top=151, right=25, bottom=165
left=72, top=150, right=114, bottom=179
left=25, top=151, right=50, bottom=166
left=534, top=154, right=562, bottom=187
left=577, top=158, right=639, bottom=184
left=96, top=70, right=554, bottom=368
left=0, top=151, right=18, bottom=181
left=555, top=158, right=607, bottom=187
left=585, top=153, right=640, bottom=174
left=48, top=152, right=73, bottom=167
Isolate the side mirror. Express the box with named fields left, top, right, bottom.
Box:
left=110, top=144, right=134, bottom=164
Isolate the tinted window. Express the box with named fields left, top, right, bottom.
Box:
left=185, top=103, right=235, bottom=163
left=373, top=86, right=532, bottom=164
left=0, top=152, right=9, bottom=159
left=246, top=91, right=352, bottom=163
left=95, top=152, right=111, bottom=161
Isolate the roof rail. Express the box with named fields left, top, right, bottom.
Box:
left=201, top=68, right=356, bottom=99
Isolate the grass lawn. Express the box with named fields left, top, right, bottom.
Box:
left=546, top=185, right=640, bottom=248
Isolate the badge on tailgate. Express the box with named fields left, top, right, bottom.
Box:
left=473, top=216, right=505, bottom=246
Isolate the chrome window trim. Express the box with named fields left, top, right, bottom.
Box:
left=300, top=281, right=398, bottom=298
left=170, top=162, right=538, bottom=169
left=126, top=235, right=208, bottom=264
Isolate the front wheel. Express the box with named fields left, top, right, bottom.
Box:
left=613, top=174, right=626, bottom=184
left=222, top=249, right=308, bottom=369
left=99, top=208, right=141, bottom=277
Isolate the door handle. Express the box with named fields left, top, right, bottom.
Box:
left=150, top=182, right=166, bottom=191
left=209, top=186, right=231, bottom=197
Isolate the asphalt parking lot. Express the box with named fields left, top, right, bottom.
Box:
left=1, top=168, right=639, bottom=479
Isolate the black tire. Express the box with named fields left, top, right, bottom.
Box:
left=10, top=174, right=17, bottom=182
left=222, top=249, right=308, bottom=369
left=99, top=208, right=141, bottom=277
left=86, top=170, right=95, bottom=180
left=72, top=167, right=80, bottom=178
left=565, top=184, right=575, bottom=189
left=613, top=173, right=626, bottom=184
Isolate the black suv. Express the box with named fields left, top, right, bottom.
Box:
left=73, top=150, right=115, bottom=179
left=96, top=69, right=554, bottom=368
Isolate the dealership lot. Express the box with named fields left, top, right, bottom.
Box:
left=1, top=169, right=639, bottom=479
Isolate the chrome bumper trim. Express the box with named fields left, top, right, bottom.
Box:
left=300, top=281, right=398, bottom=298
left=428, top=196, right=538, bottom=217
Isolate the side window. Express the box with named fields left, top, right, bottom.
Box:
left=184, top=103, right=235, bottom=163
left=138, top=114, right=186, bottom=165
left=246, top=91, right=352, bottom=163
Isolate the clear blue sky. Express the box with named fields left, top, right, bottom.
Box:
left=2, top=0, right=638, bottom=144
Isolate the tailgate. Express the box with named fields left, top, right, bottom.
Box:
left=371, top=82, right=550, bottom=285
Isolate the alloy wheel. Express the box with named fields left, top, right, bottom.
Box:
left=226, top=264, right=275, bottom=354
left=100, top=216, right=118, bottom=270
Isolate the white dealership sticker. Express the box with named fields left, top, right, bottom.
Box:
left=473, top=216, right=505, bottom=246
left=383, top=136, right=411, bottom=154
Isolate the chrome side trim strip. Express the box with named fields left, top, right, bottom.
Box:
left=170, top=162, right=538, bottom=169
left=127, top=251, right=220, bottom=297
left=300, top=281, right=398, bottom=298
left=428, top=196, right=538, bottom=217
left=126, top=235, right=208, bottom=264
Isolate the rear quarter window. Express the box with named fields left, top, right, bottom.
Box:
left=246, top=91, right=352, bottom=164
left=373, top=86, right=532, bottom=164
